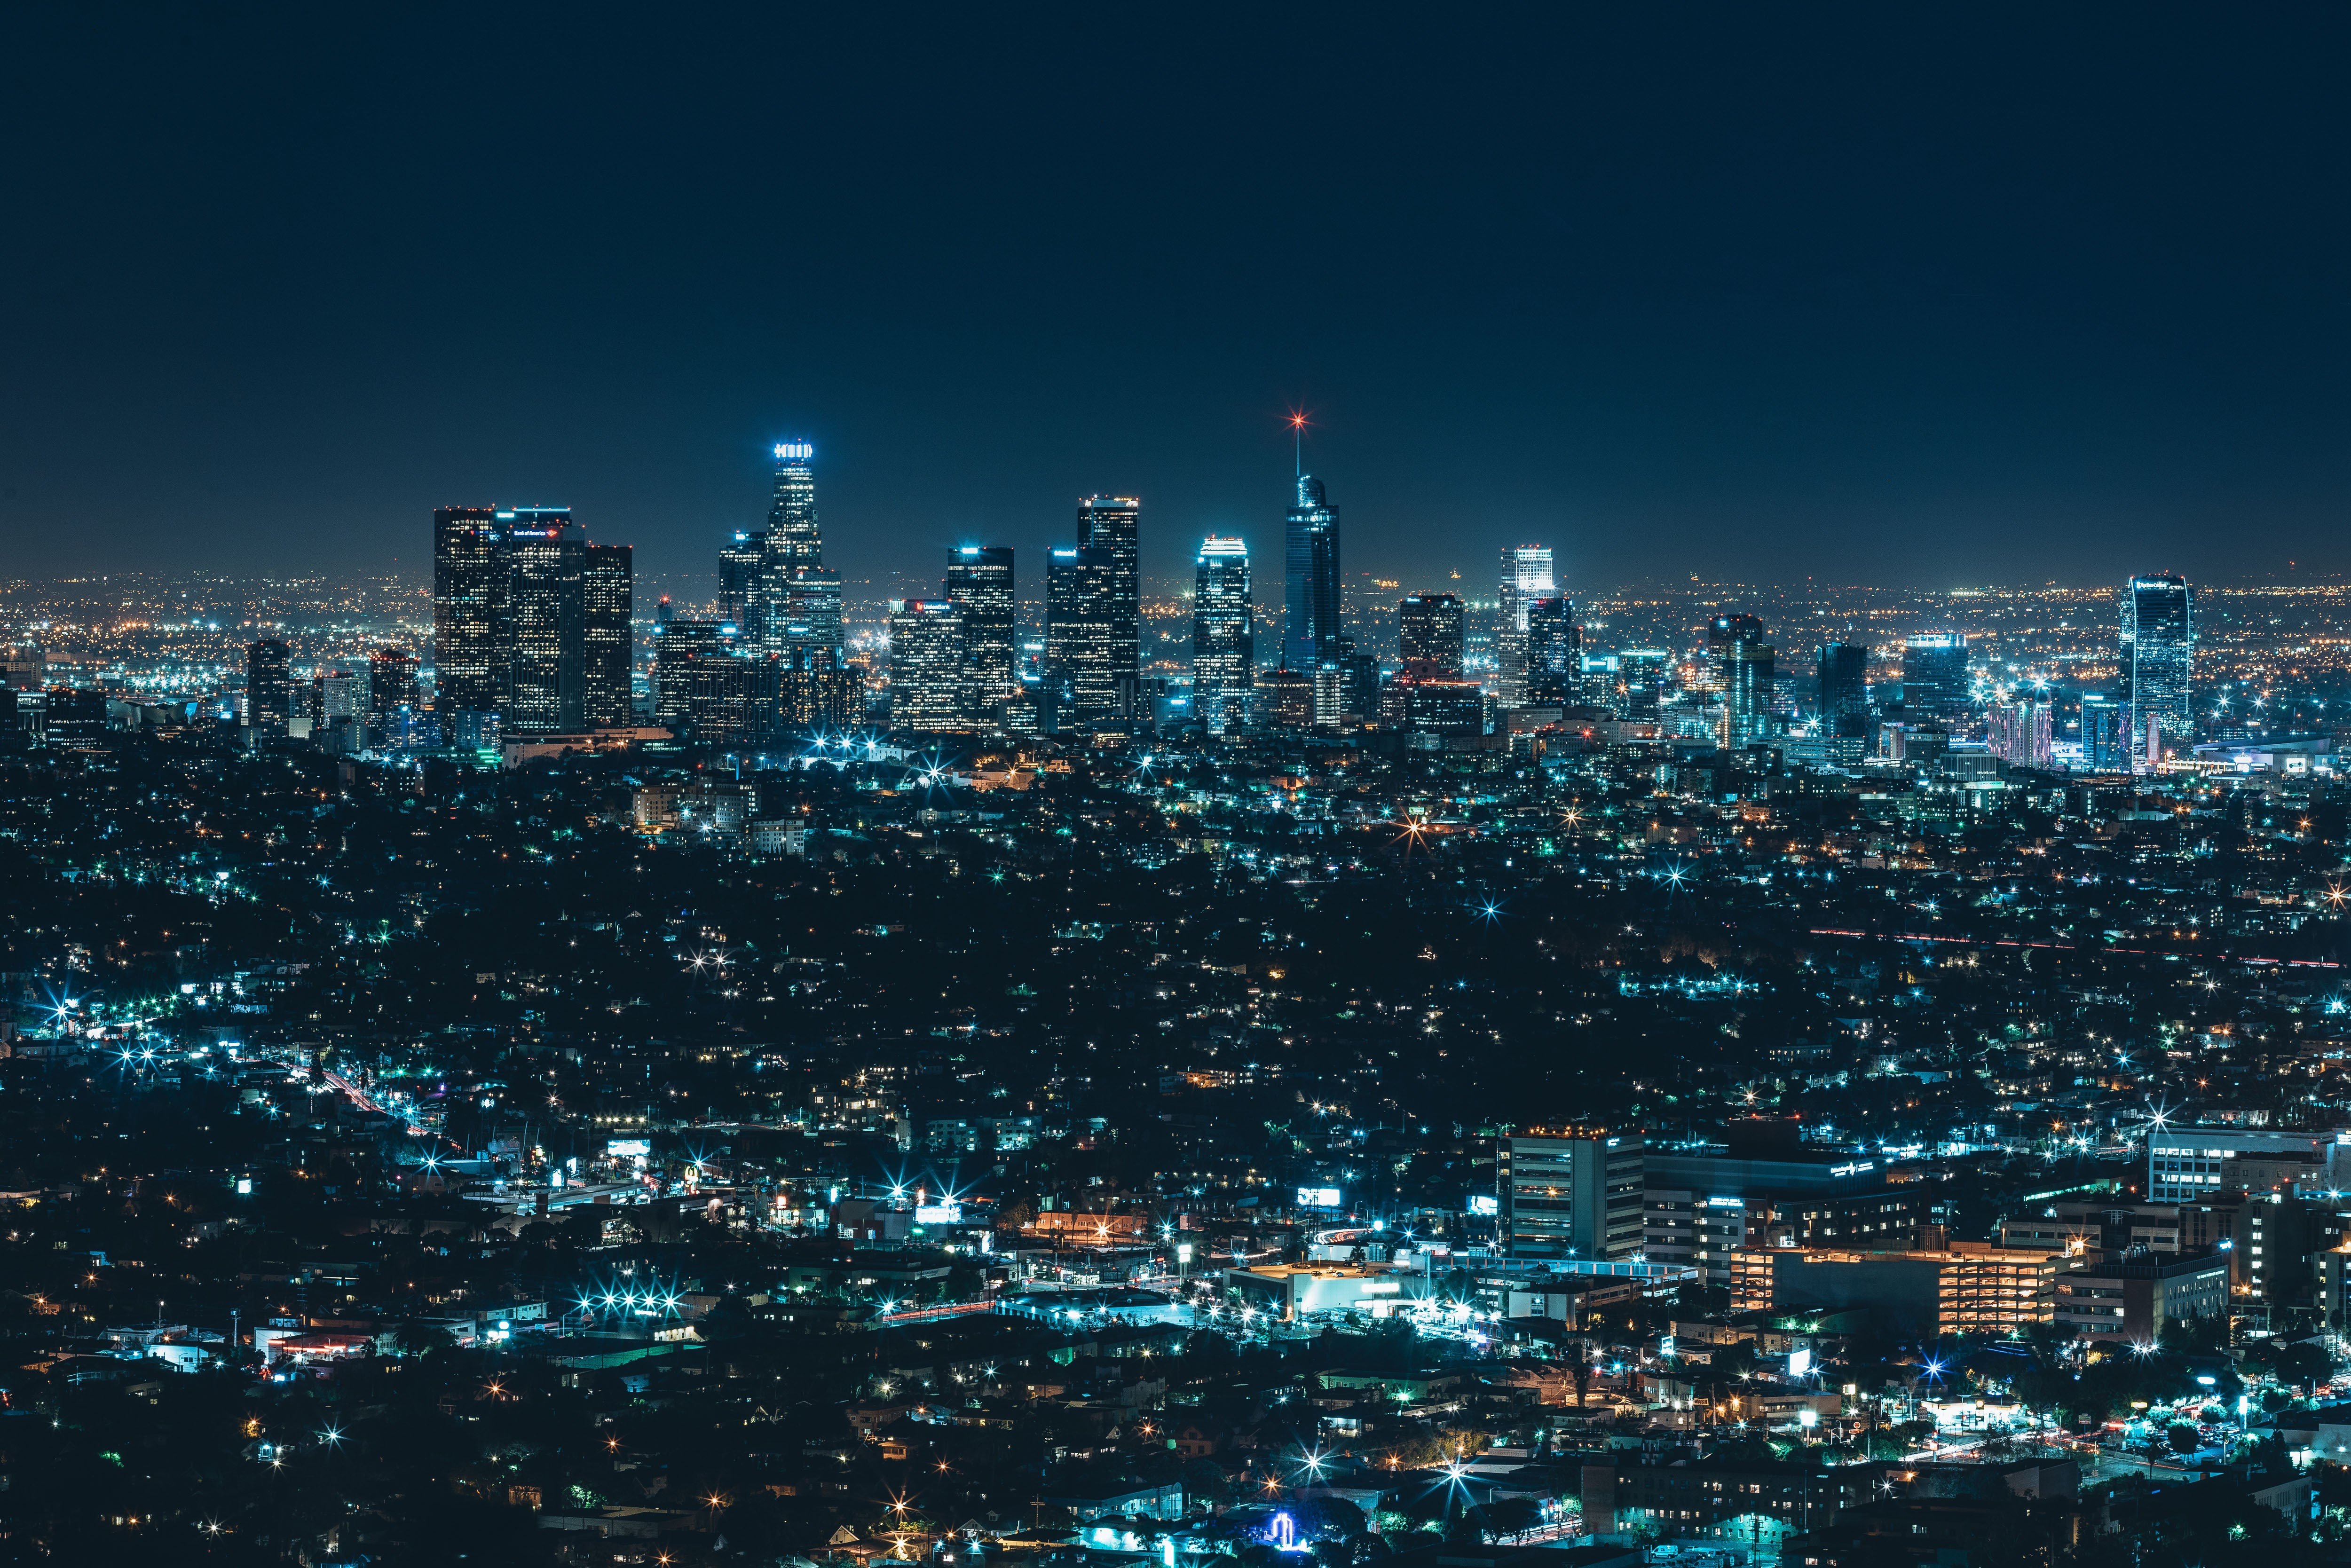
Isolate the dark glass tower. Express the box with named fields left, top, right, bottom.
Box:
left=1077, top=496, right=1140, bottom=708
left=2121, top=574, right=2194, bottom=766
left=1191, top=536, right=1252, bottom=737
left=1046, top=545, right=1121, bottom=724
left=1283, top=475, right=1341, bottom=671
left=1523, top=597, right=1582, bottom=706
left=432, top=504, right=506, bottom=719
left=944, top=545, right=1017, bottom=713
left=584, top=542, right=634, bottom=728
left=245, top=638, right=290, bottom=733
left=1901, top=633, right=1970, bottom=719
left=718, top=530, right=764, bottom=634
left=1398, top=592, right=1466, bottom=681
left=1816, top=642, right=1870, bottom=733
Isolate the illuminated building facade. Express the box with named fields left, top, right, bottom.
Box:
left=1495, top=545, right=1555, bottom=707
left=2121, top=573, right=2194, bottom=767
left=245, top=638, right=290, bottom=733
left=1901, top=633, right=1970, bottom=720
left=1283, top=475, right=1341, bottom=672
left=1397, top=592, right=1465, bottom=681
left=1191, top=536, right=1252, bottom=737
left=1523, top=596, right=1582, bottom=706
left=503, top=508, right=586, bottom=733
left=366, top=647, right=419, bottom=725
left=889, top=599, right=968, bottom=732
left=1718, top=624, right=1776, bottom=748
left=757, top=443, right=844, bottom=660
left=1046, top=545, right=1122, bottom=724
left=1499, top=1130, right=1645, bottom=1261
left=718, top=530, right=764, bottom=631
left=431, top=504, right=506, bottom=719
left=944, top=546, right=1017, bottom=717
left=1986, top=698, right=2052, bottom=770
left=584, top=542, right=633, bottom=728
left=1078, top=497, right=1141, bottom=711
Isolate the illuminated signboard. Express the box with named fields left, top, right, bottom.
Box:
left=773, top=441, right=814, bottom=461
left=606, top=1139, right=652, bottom=1159
left=1465, top=1194, right=1499, bottom=1216
left=1296, top=1187, right=1342, bottom=1209
left=914, top=1203, right=963, bottom=1225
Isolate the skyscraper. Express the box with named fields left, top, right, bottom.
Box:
left=1191, top=536, right=1252, bottom=738
left=432, top=504, right=506, bottom=719
left=765, top=441, right=820, bottom=563
left=1523, top=597, right=1582, bottom=706
left=718, top=530, right=764, bottom=633
left=889, top=599, right=968, bottom=733
left=1046, top=545, right=1121, bottom=724
left=366, top=646, right=420, bottom=726
left=1397, top=592, right=1466, bottom=682
left=584, top=542, right=634, bottom=728
left=1495, top=546, right=1556, bottom=707
left=503, top=508, right=586, bottom=733
left=757, top=443, right=843, bottom=661
left=1720, top=623, right=1777, bottom=748
left=2121, top=574, right=2194, bottom=767
left=1283, top=475, right=1341, bottom=671
left=2080, top=693, right=2132, bottom=772
left=1077, top=497, right=1141, bottom=710
left=944, top=546, right=1017, bottom=717
left=1901, top=633, right=1970, bottom=719
left=1816, top=642, right=1870, bottom=733
left=245, top=638, right=290, bottom=733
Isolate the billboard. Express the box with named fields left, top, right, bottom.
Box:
left=1465, top=1193, right=1499, bottom=1216
left=1296, top=1187, right=1343, bottom=1209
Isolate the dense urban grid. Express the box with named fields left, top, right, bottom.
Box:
left=8, top=444, right=2351, bottom=1568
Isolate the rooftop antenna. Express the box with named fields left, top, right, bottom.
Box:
left=1287, top=410, right=1310, bottom=480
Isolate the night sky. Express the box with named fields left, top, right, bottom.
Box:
left=6, top=8, right=2349, bottom=594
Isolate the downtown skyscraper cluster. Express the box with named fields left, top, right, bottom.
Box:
left=430, top=505, right=632, bottom=741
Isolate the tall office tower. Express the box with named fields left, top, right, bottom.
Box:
left=1283, top=475, right=1341, bottom=671
left=1523, top=597, right=1582, bottom=705
left=2121, top=574, right=2194, bottom=768
left=1499, top=1129, right=1646, bottom=1261
left=431, top=504, right=506, bottom=719
left=1258, top=666, right=1316, bottom=730
left=2080, top=693, right=2131, bottom=772
left=1191, top=536, right=1252, bottom=737
left=366, top=646, right=420, bottom=725
left=888, top=600, right=969, bottom=733
left=1046, top=545, right=1121, bottom=724
left=503, top=508, right=587, bottom=732
left=584, top=543, right=634, bottom=728
left=944, top=546, right=1018, bottom=714
left=245, top=639, right=290, bottom=733
left=1720, top=626, right=1777, bottom=748
left=718, top=530, right=765, bottom=633
left=1815, top=642, right=1870, bottom=733
left=1397, top=592, right=1466, bottom=681
left=1988, top=699, right=2054, bottom=770
left=1617, top=649, right=1669, bottom=718
left=757, top=442, right=842, bottom=658
left=651, top=620, right=728, bottom=732
left=765, top=441, right=820, bottom=563
left=1494, top=545, right=1556, bottom=706
left=1901, top=632, right=1970, bottom=719
left=1076, top=496, right=1141, bottom=706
